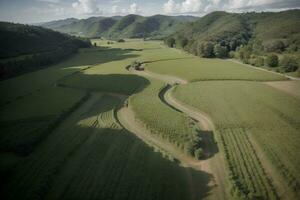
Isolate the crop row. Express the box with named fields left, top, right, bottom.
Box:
left=3, top=94, right=197, bottom=200
left=129, top=78, right=204, bottom=159
left=220, top=128, right=277, bottom=199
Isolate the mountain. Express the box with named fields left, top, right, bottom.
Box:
left=166, top=10, right=300, bottom=57
left=0, top=22, right=91, bottom=79
left=41, top=15, right=198, bottom=39
left=38, top=18, right=79, bottom=29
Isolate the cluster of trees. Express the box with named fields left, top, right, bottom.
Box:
left=165, top=36, right=299, bottom=73
left=184, top=131, right=204, bottom=160
left=164, top=10, right=300, bottom=73
left=236, top=40, right=299, bottom=72
left=166, top=37, right=238, bottom=58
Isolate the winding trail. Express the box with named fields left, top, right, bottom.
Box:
left=118, top=67, right=228, bottom=200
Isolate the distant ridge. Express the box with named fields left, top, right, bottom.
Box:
left=40, top=15, right=198, bottom=39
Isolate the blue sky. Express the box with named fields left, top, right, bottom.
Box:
left=0, top=0, right=299, bottom=23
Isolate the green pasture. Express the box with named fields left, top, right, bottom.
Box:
left=173, top=81, right=300, bottom=197
left=2, top=94, right=211, bottom=200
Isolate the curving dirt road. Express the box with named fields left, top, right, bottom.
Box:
left=120, top=66, right=228, bottom=200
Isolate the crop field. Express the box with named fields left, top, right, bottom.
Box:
left=173, top=81, right=300, bottom=199
left=2, top=94, right=211, bottom=200
left=1, top=39, right=299, bottom=200
left=129, top=78, right=201, bottom=156
left=146, top=58, right=286, bottom=81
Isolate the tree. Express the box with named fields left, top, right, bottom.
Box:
left=280, top=56, right=299, bottom=72
left=177, top=37, right=188, bottom=48
left=254, top=57, right=264, bottom=67
left=214, top=44, right=228, bottom=58
left=194, top=148, right=204, bottom=160
left=237, top=45, right=251, bottom=63
left=266, top=54, right=279, bottom=67
left=166, top=37, right=176, bottom=48
left=264, top=40, right=285, bottom=53
left=200, top=42, right=214, bottom=58
left=184, top=142, right=194, bottom=156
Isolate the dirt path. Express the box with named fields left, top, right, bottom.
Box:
left=163, top=86, right=227, bottom=200
left=123, top=67, right=228, bottom=199
left=164, top=86, right=213, bottom=131
left=130, top=68, right=188, bottom=85
left=117, top=106, right=223, bottom=200
left=118, top=106, right=198, bottom=168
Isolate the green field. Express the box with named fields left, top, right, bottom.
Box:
left=3, top=94, right=211, bottom=200
left=146, top=56, right=286, bottom=81
left=173, top=81, right=300, bottom=198
left=1, top=39, right=299, bottom=200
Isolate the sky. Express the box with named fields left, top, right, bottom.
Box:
left=0, top=0, right=300, bottom=23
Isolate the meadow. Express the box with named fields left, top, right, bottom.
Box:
left=146, top=56, right=286, bottom=82
left=173, top=81, right=300, bottom=199
left=1, top=39, right=299, bottom=200
left=3, top=94, right=211, bottom=200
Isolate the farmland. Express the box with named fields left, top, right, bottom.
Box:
left=1, top=38, right=300, bottom=200
left=172, top=81, right=300, bottom=199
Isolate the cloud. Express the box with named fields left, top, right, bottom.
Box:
left=129, top=3, right=141, bottom=14
left=72, top=0, right=101, bottom=14
left=112, top=5, right=118, bottom=14
left=163, top=0, right=175, bottom=14
left=37, top=0, right=61, bottom=3
left=181, top=0, right=202, bottom=12
left=163, top=0, right=300, bottom=15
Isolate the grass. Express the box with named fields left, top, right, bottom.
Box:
left=1, top=39, right=299, bottom=199
left=129, top=78, right=200, bottom=155
left=146, top=57, right=286, bottom=81
left=2, top=94, right=211, bottom=200
left=173, top=81, right=300, bottom=198
left=0, top=87, right=88, bottom=155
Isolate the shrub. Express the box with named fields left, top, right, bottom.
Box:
left=184, top=142, right=194, bottom=156
left=117, top=39, right=125, bottom=43
left=200, top=42, right=215, bottom=58
left=229, top=51, right=235, bottom=58
left=254, top=57, right=264, bottom=67
left=264, top=40, right=285, bottom=53
left=194, top=148, right=204, bottom=160
left=177, top=37, right=188, bottom=48
left=238, top=46, right=251, bottom=63
left=280, top=56, right=299, bottom=72
left=266, top=54, right=279, bottom=67
left=214, top=44, right=228, bottom=58
left=166, top=37, right=176, bottom=48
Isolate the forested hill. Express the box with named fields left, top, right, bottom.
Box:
left=40, top=15, right=198, bottom=39
left=165, top=10, right=300, bottom=73
left=0, top=22, right=91, bottom=79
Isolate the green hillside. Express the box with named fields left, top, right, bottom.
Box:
left=41, top=15, right=198, bottom=39
left=166, top=10, right=300, bottom=74
left=0, top=22, right=91, bottom=79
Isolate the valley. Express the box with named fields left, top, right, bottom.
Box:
left=1, top=39, right=299, bottom=199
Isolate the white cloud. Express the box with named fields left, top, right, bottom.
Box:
left=163, top=0, right=286, bottom=14
left=112, top=5, right=118, bottom=14
left=37, top=0, right=61, bottom=3
left=163, top=0, right=177, bottom=14
left=181, top=0, right=202, bottom=12
left=129, top=3, right=140, bottom=14
left=72, top=0, right=101, bottom=14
